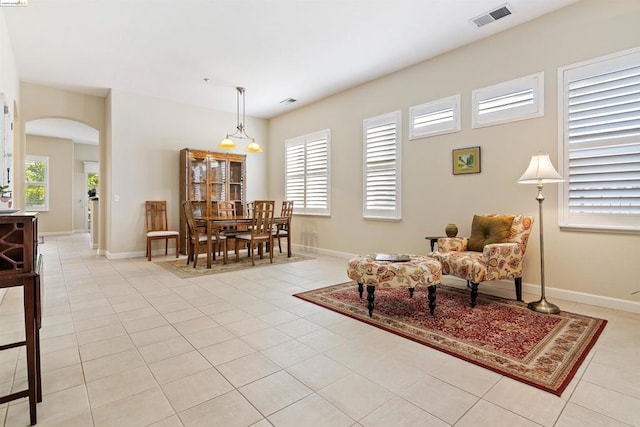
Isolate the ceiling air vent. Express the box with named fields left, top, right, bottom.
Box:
left=471, top=4, right=513, bottom=28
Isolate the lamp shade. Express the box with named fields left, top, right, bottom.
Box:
left=218, top=136, right=237, bottom=150
left=246, top=140, right=263, bottom=153
left=518, top=153, right=564, bottom=184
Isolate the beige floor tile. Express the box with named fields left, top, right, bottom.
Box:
left=116, top=306, right=161, bottom=323
left=199, top=338, right=256, bottom=366
left=239, top=370, right=312, bottom=416
left=484, top=376, right=567, bottom=425
left=555, top=402, right=631, bottom=427
left=257, top=309, right=300, bottom=326
left=122, top=314, right=169, bottom=334
left=287, top=354, right=352, bottom=391
left=149, top=350, right=212, bottom=385
left=570, top=381, right=640, bottom=426
left=217, top=352, right=282, bottom=387
left=5, top=384, right=92, bottom=427
left=138, top=336, right=195, bottom=364
left=149, top=414, right=185, bottom=427
left=456, top=399, right=540, bottom=427
left=209, top=308, right=254, bottom=325
left=224, top=317, right=271, bottom=336
left=39, top=332, right=78, bottom=354
left=92, top=387, right=175, bottom=427
left=82, top=348, right=146, bottom=382
left=241, top=326, right=293, bottom=351
left=360, top=396, right=448, bottom=427
left=73, top=313, right=121, bottom=332
left=76, top=323, right=127, bottom=345
left=261, top=339, right=318, bottom=368
left=40, top=346, right=81, bottom=372
left=130, top=324, right=181, bottom=347
left=161, top=368, right=233, bottom=412
left=163, top=308, right=205, bottom=325
left=173, top=316, right=219, bottom=335
left=276, top=318, right=322, bottom=338
left=429, top=356, right=502, bottom=397
left=319, top=373, right=395, bottom=420
left=268, top=393, right=354, bottom=427
left=183, top=325, right=235, bottom=349
left=79, top=335, right=134, bottom=361
left=582, top=360, right=640, bottom=399
left=87, top=365, right=158, bottom=408
left=297, top=328, right=348, bottom=352
left=399, top=375, right=478, bottom=425
left=179, top=390, right=262, bottom=427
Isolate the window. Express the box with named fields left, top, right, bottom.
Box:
left=559, top=48, right=640, bottom=232
left=25, top=155, right=49, bottom=211
left=285, top=129, right=330, bottom=216
left=409, top=95, right=460, bottom=139
left=363, top=111, right=401, bottom=220
left=472, top=72, right=544, bottom=128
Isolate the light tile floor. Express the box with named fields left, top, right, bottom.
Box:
left=1, top=234, right=639, bottom=426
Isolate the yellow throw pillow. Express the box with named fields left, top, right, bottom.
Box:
left=467, top=215, right=515, bottom=252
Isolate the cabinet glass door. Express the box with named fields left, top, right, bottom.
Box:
left=209, top=156, right=226, bottom=202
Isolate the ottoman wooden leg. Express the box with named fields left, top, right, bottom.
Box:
left=358, top=283, right=363, bottom=299
left=470, top=282, right=479, bottom=308
left=427, top=285, right=437, bottom=315
left=408, top=287, right=414, bottom=298
left=366, top=285, right=375, bottom=318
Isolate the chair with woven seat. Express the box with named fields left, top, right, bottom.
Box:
left=235, top=200, right=275, bottom=266
left=145, top=200, right=179, bottom=261
left=273, top=200, right=294, bottom=257
left=430, top=214, right=533, bottom=308
left=217, top=200, right=240, bottom=255
left=182, top=200, right=226, bottom=267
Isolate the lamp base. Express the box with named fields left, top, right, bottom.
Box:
left=527, top=298, right=561, bottom=314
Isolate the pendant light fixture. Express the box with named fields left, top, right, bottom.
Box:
left=219, top=86, right=263, bottom=153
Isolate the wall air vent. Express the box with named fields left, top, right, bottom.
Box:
left=471, top=4, right=513, bottom=27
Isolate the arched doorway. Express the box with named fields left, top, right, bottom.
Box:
left=24, top=118, right=100, bottom=239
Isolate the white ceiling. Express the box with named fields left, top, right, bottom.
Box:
left=4, top=0, right=578, bottom=126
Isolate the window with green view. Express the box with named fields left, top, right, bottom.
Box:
left=25, top=155, right=49, bottom=210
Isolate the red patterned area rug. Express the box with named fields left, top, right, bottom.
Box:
left=293, top=282, right=607, bottom=396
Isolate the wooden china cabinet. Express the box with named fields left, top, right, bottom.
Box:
left=179, top=148, right=246, bottom=254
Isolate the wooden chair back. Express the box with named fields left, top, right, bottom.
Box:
left=281, top=200, right=294, bottom=219
left=246, top=202, right=254, bottom=218
left=145, top=201, right=170, bottom=232
left=217, top=200, right=236, bottom=218
left=252, top=200, right=275, bottom=238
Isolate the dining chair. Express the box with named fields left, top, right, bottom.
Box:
left=273, top=200, right=294, bottom=257
left=235, top=200, right=275, bottom=266
left=145, top=201, right=179, bottom=261
left=216, top=200, right=240, bottom=255
left=246, top=201, right=254, bottom=218
left=182, top=200, right=226, bottom=267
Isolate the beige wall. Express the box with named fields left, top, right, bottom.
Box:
left=107, top=90, right=268, bottom=257
left=268, top=0, right=640, bottom=308
left=26, top=135, right=74, bottom=233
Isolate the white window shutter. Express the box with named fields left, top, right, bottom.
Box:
left=559, top=48, right=640, bottom=231
left=409, top=95, right=460, bottom=139
left=363, top=111, right=401, bottom=220
left=285, top=130, right=330, bottom=215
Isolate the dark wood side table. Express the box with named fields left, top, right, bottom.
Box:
left=0, top=212, right=42, bottom=425
left=425, top=236, right=446, bottom=252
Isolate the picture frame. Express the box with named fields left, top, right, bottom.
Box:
left=452, top=146, right=481, bottom=175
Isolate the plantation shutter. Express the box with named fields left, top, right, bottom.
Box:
left=285, top=130, right=330, bottom=215
left=559, top=48, right=640, bottom=231
left=409, top=95, right=460, bottom=139
left=363, top=111, right=401, bottom=219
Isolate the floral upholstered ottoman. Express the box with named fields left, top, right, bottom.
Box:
left=346, top=254, right=442, bottom=317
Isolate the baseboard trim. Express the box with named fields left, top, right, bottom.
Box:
left=293, top=244, right=640, bottom=314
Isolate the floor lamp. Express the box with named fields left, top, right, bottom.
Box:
left=518, top=153, right=564, bottom=314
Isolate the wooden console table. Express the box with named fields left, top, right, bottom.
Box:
left=0, top=212, right=42, bottom=425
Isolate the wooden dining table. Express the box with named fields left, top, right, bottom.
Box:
left=196, top=215, right=291, bottom=268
